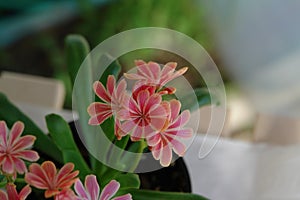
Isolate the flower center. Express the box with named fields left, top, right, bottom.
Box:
left=160, top=119, right=170, bottom=133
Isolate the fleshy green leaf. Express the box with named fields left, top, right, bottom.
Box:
left=0, top=93, right=63, bottom=163
left=118, top=188, right=209, bottom=200
left=99, top=54, right=122, bottom=85
left=0, top=175, right=7, bottom=188
left=62, top=150, right=92, bottom=178
left=181, top=88, right=212, bottom=111
left=65, top=34, right=91, bottom=87
left=46, top=114, right=91, bottom=179
left=67, top=34, right=101, bottom=175
left=119, top=141, right=147, bottom=172
left=114, top=173, right=140, bottom=190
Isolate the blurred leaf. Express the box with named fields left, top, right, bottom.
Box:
left=66, top=34, right=104, bottom=175
left=181, top=88, right=212, bottom=111
left=118, top=188, right=208, bottom=200
left=119, top=141, right=147, bottom=172
left=46, top=114, right=91, bottom=179
left=65, top=34, right=91, bottom=87
left=0, top=93, right=63, bottom=163
left=100, top=117, right=115, bottom=142
left=0, top=175, right=6, bottom=188
left=99, top=54, right=122, bottom=85
left=114, top=173, right=140, bottom=190
left=63, top=150, right=91, bottom=178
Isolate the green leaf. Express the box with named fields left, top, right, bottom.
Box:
left=119, top=141, right=147, bottom=172
left=65, top=34, right=91, bottom=87
left=46, top=114, right=91, bottom=179
left=108, top=135, right=130, bottom=165
left=0, top=93, right=63, bottom=163
left=0, top=174, right=7, bottom=188
left=98, top=54, right=122, bottom=85
left=63, top=150, right=92, bottom=178
left=67, top=34, right=101, bottom=175
left=100, top=117, right=115, bottom=143
left=114, top=173, right=140, bottom=190
left=181, top=88, right=212, bottom=111
left=118, top=188, right=209, bottom=200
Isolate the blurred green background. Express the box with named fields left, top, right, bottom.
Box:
left=0, top=0, right=224, bottom=108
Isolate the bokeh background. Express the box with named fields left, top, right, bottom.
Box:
left=0, top=0, right=225, bottom=107
left=1, top=0, right=300, bottom=142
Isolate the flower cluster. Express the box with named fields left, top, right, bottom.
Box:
left=75, top=175, right=132, bottom=200
left=88, top=60, right=193, bottom=166
left=0, top=121, right=39, bottom=177
left=0, top=121, right=131, bottom=200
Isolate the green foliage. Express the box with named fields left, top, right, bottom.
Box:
left=118, top=188, right=209, bottom=200
left=46, top=114, right=91, bottom=179
left=114, top=173, right=140, bottom=190
left=0, top=174, right=7, bottom=188
left=99, top=54, right=122, bottom=85
left=65, top=34, right=91, bottom=87
left=163, top=87, right=211, bottom=112
left=0, top=93, right=63, bottom=163
left=181, top=88, right=212, bottom=111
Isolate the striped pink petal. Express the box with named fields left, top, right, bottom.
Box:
left=125, top=60, right=188, bottom=91
left=75, top=176, right=132, bottom=200
left=99, top=180, right=120, bottom=200
left=15, top=150, right=39, bottom=162
left=147, top=134, right=161, bottom=146
left=0, top=121, right=39, bottom=175
left=169, top=110, right=190, bottom=129
left=42, top=161, right=57, bottom=183
left=54, top=189, right=76, bottom=200
left=6, top=183, right=19, bottom=199
left=93, top=81, right=111, bottom=103
left=148, top=62, right=161, bottom=81
left=18, top=185, right=32, bottom=200
left=26, top=163, right=50, bottom=189
left=2, top=156, right=14, bottom=174
left=165, top=128, right=193, bottom=138
left=12, top=157, right=27, bottom=174
left=74, top=178, right=89, bottom=199
left=87, top=102, right=112, bottom=125
left=8, top=121, right=24, bottom=146
left=160, top=145, right=172, bottom=167
left=169, top=138, right=186, bottom=156
left=169, top=100, right=181, bottom=121
left=3, top=183, right=32, bottom=200
left=85, top=175, right=100, bottom=200
left=26, top=161, right=78, bottom=198
left=0, top=189, right=8, bottom=200
left=107, top=75, right=116, bottom=96
left=112, top=194, right=132, bottom=200
left=134, top=59, right=146, bottom=66
left=11, top=135, right=36, bottom=152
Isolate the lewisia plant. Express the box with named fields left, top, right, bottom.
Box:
left=0, top=40, right=208, bottom=199
left=0, top=121, right=131, bottom=200
left=88, top=60, right=193, bottom=167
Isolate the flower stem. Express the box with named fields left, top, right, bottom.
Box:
left=14, top=178, right=26, bottom=184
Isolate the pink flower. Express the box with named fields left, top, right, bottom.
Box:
left=120, top=85, right=169, bottom=141
left=25, top=161, right=79, bottom=199
left=54, top=189, right=77, bottom=200
left=147, top=100, right=193, bottom=167
left=0, top=121, right=39, bottom=175
left=87, top=75, right=129, bottom=139
left=0, top=183, right=31, bottom=200
left=124, top=60, right=188, bottom=94
left=74, top=175, right=132, bottom=200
